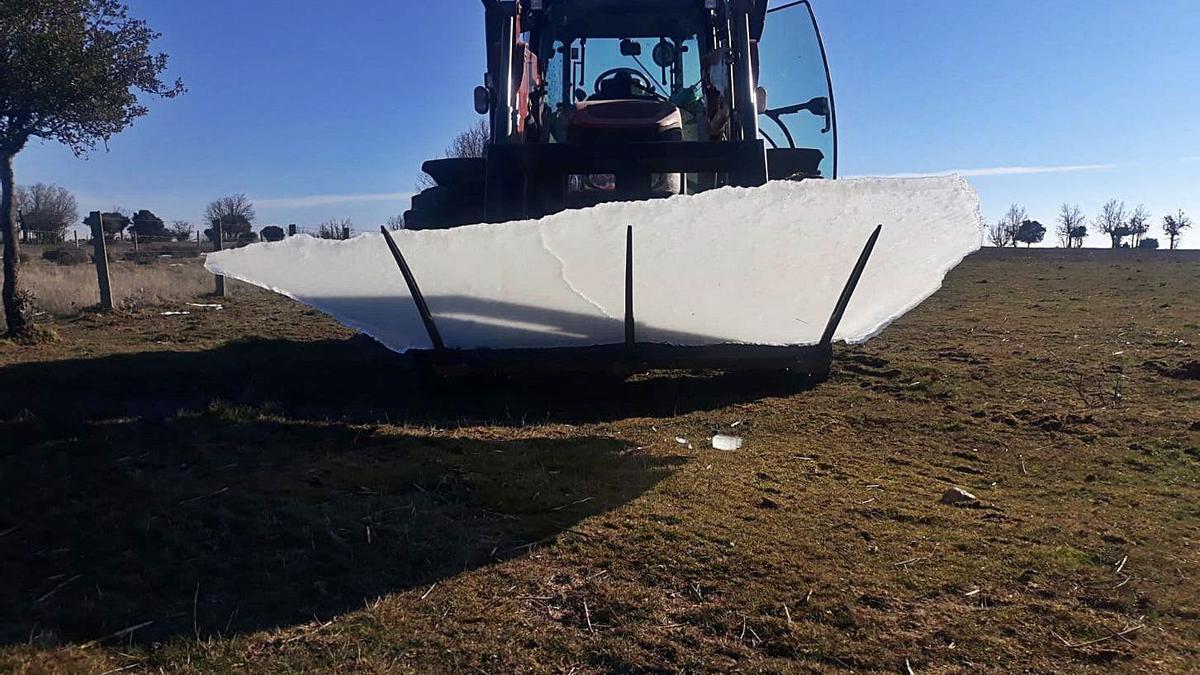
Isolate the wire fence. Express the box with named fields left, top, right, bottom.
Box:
left=2, top=213, right=405, bottom=322
left=8, top=223, right=385, bottom=248
left=15, top=227, right=203, bottom=248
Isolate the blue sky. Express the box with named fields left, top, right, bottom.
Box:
left=15, top=0, right=1200, bottom=247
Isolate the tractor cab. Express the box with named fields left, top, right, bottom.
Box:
left=405, top=0, right=837, bottom=229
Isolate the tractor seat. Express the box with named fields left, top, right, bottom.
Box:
left=568, top=99, right=683, bottom=143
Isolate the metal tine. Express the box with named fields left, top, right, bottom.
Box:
left=820, top=224, right=883, bottom=347
left=380, top=226, right=446, bottom=351
left=625, top=225, right=635, bottom=348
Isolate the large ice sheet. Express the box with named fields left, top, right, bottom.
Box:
left=206, top=177, right=982, bottom=353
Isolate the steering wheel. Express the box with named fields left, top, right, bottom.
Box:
left=592, top=67, right=662, bottom=100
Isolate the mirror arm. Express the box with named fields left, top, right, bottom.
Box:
left=764, top=112, right=796, bottom=149
left=763, top=99, right=832, bottom=135
left=760, top=127, right=780, bottom=150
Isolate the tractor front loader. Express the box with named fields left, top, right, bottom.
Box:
left=388, top=0, right=876, bottom=380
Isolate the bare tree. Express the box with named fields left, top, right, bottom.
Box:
left=385, top=214, right=405, bottom=231
left=1056, top=203, right=1086, bottom=248
left=170, top=220, right=194, bottom=242
left=999, top=204, right=1027, bottom=248
left=1162, top=210, right=1192, bottom=250
left=446, top=119, right=490, bottom=159
left=204, top=193, right=255, bottom=240
left=318, top=217, right=352, bottom=240
left=1095, top=199, right=1129, bottom=249
left=1127, top=204, right=1151, bottom=248
left=204, top=193, right=255, bottom=227
left=14, top=183, right=78, bottom=243
left=987, top=220, right=1012, bottom=247
left=416, top=119, right=490, bottom=190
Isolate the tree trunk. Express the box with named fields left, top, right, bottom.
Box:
left=1, top=152, right=28, bottom=338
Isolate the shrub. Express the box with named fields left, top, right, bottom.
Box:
left=41, top=247, right=91, bottom=266
left=260, top=225, right=286, bottom=242
left=236, top=232, right=260, bottom=246
left=123, top=251, right=160, bottom=265
left=1137, top=238, right=1160, bottom=250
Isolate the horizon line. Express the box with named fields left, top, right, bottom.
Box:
left=849, top=163, right=1117, bottom=179
left=254, top=191, right=414, bottom=209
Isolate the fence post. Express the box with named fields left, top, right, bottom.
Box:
left=132, top=231, right=139, bottom=253
left=288, top=223, right=297, bottom=237
left=342, top=226, right=351, bottom=240
left=89, top=212, right=114, bottom=311
left=210, top=227, right=225, bottom=297
left=196, top=230, right=201, bottom=250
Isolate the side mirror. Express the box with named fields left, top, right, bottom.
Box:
left=803, top=96, right=832, bottom=133
left=802, top=96, right=830, bottom=117
left=652, top=40, right=677, bottom=68
left=619, top=39, right=642, bottom=57
left=473, top=86, right=491, bottom=115
left=755, top=87, right=768, bottom=114
left=574, top=88, right=588, bottom=102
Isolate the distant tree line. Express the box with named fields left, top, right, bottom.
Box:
left=15, top=182, right=410, bottom=246
left=988, top=202, right=1191, bottom=250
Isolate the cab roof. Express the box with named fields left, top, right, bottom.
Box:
left=540, top=0, right=710, bottom=39
left=480, top=0, right=770, bottom=40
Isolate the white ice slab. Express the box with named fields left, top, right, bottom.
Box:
left=206, top=177, right=981, bottom=353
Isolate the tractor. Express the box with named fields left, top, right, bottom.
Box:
left=404, top=0, right=838, bottom=230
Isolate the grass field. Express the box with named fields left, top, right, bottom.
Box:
left=0, top=248, right=1197, bottom=673
left=11, top=242, right=220, bottom=316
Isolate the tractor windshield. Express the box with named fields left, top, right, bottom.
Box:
left=542, top=36, right=703, bottom=142
left=757, top=0, right=838, bottom=177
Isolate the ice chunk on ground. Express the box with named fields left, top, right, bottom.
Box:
left=712, top=435, right=745, bottom=451
left=206, top=176, right=981, bottom=353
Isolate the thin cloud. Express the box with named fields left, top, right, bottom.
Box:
left=850, top=164, right=1116, bottom=179
left=255, top=192, right=413, bottom=208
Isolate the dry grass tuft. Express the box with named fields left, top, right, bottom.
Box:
left=18, top=259, right=216, bottom=315
left=12, top=324, right=61, bottom=345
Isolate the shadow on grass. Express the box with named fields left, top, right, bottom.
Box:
left=0, top=335, right=818, bottom=426
left=0, top=335, right=816, bottom=646
left=0, top=409, right=685, bottom=646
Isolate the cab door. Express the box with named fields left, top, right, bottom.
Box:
left=755, top=0, right=838, bottom=179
